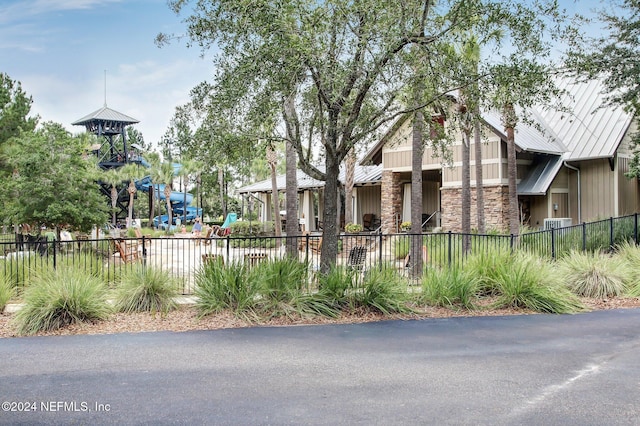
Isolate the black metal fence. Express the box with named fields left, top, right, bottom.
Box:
left=2, top=214, right=639, bottom=294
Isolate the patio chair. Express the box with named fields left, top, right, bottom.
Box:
left=245, top=252, right=267, bottom=268
left=133, top=228, right=151, bottom=247
left=115, top=239, right=141, bottom=264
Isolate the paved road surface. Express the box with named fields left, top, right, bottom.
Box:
left=1, top=309, right=639, bottom=425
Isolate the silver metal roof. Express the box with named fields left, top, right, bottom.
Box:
left=533, top=78, right=632, bottom=161
left=517, top=154, right=564, bottom=195
left=72, top=106, right=139, bottom=126
left=236, top=164, right=383, bottom=194
left=482, top=110, right=566, bottom=155
left=484, top=79, right=632, bottom=160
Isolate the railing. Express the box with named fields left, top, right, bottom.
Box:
left=2, top=213, right=639, bottom=294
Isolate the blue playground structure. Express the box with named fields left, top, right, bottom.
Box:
left=135, top=166, right=203, bottom=230
left=72, top=105, right=202, bottom=228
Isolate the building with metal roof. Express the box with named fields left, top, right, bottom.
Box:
left=359, top=78, right=637, bottom=232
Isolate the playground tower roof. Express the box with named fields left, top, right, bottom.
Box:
left=72, top=105, right=139, bottom=135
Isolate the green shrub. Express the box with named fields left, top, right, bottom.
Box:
left=13, top=268, right=111, bottom=335
left=421, top=266, right=479, bottom=309
left=256, top=257, right=307, bottom=303
left=113, top=266, right=178, bottom=314
left=490, top=253, right=584, bottom=314
left=316, top=265, right=354, bottom=310
left=0, top=273, right=15, bottom=311
left=194, top=260, right=258, bottom=319
left=557, top=250, right=629, bottom=298
left=253, top=258, right=332, bottom=319
left=357, top=266, right=411, bottom=314
left=463, top=247, right=513, bottom=296
left=617, top=241, right=640, bottom=296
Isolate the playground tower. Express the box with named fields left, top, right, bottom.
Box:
left=72, top=105, right=141, bottom=224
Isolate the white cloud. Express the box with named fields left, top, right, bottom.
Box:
left=23, top=56, right=211, bottom=148
left=0, top=0, right=122, bottom=23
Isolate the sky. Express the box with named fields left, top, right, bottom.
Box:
left=0, top=0, right=608, bottom=150
left=0, top=0, right=213, bottom=147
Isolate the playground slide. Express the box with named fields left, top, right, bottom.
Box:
left=134, top=164, right=202, bottom=229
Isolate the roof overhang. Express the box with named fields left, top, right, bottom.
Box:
left=517, top=154, right=564, bottom=196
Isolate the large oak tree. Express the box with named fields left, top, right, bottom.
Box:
left=161, top=0, right=573, bottom=269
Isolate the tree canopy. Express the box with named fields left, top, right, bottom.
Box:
left=0, top=73, right=37, bottom=146
left=565, top=0, right=640, bottom=177
left=1, top=122, right=109, bottom=231
left=161, top=0, right=573, bottom=267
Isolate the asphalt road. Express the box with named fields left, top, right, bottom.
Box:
left=1, top=309, right=639, bottom=425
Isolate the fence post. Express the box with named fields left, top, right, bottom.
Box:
left=510, top=234, right=515, bottom=252
left=142, top=236, right=147, bottom=266
left=551, top=228, right=556, bottom=259
left=609, top=216, right=614, bottom=252
left=52, top=239, right=57, bottom=270
left=447, top=231, right=452, bottom=266
left=582, top=222, right=586, bottom=252
left=635, top=213, right=638, bottom=245
left=226, top=234, right=230, bottom=260
left=378, top=232, right=383, bottom=269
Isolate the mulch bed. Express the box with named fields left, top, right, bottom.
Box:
left=2, top=296, right=639, bottom=338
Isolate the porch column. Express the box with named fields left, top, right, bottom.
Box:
left=381, top=170, right=402, bottom=233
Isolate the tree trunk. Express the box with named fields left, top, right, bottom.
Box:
left=269, top=163, right=282, bottom=237
left=165, top=186, right=173, bottom=233
left=461, top=128, right=471, bottom=253
left=504, top=103, right=519, bottom=236
left=410, top=111, right=424, bottom=277
left=474, top=114, right=485, bottom=234
left=111, top=185, right=118, bottom=226
left=218, top=168, right=226, bottom=219
left=128, top=180, right=136, bottom=228
left=285, top=138, right=299, bottom=256
left=344, top=148, right=355, bottom=225
left=320, top=152, right=340, bottom=274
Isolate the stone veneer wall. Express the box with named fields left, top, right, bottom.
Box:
left=440, top=185, right=510, bottom=232
left=380, top=170, right=402, bottom=234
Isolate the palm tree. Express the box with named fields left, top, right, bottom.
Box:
left=176, top=158, right=201, bottom=224
left=119, top=163, right=146, bottom=228
left=102, top=168, right=126, bottom=227
left=503, top=102, right=519, bottom=236
left=266, top=143, right=282, bottom=237
left=149, top=159, right=177, bottom=233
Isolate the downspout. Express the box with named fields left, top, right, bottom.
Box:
left=564, top=162, right=581, bottom=223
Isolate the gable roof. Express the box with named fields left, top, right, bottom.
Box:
left=236, top=164, right=383, bottom=194
left=72, top=106, right=139, bottom=126
left=361, top=78, right=633, bottom=165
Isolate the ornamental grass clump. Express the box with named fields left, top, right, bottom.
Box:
left=613, top=241, right=640, bottom=296
left=490, top=252, right=584, bottom=314
left=421, top=266, right=479, bottom=310
left=557, top=250, right=630, bottom=298
left=315, top=265, right=355, bottom=312
left=0, top=273, right=15, bottom=311
left=13, top=268, right=111, bottom=335
left=356, top=266, right=411, bottom=315
left=254, top=257, right=333, bottom=319
left=194, top=259, right=258, bottom=319
left=113, top=265, right=178, bottom=314
left=463, top=246, right=513, bottom=296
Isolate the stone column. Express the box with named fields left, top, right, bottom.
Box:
left=381, top=171, right=402, bottom=233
